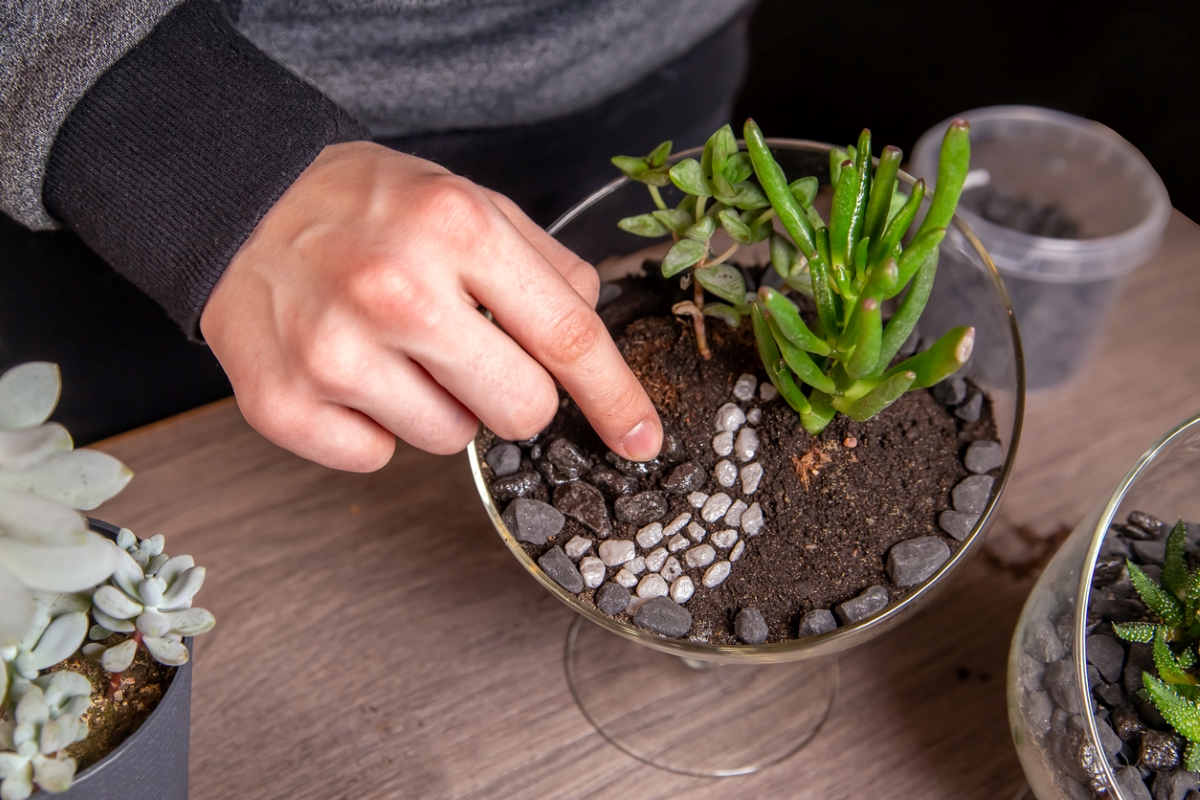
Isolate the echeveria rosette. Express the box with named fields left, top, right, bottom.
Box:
left=1, top=593, right=91, bottom=709
left=0, top=672, right=91, bottom=799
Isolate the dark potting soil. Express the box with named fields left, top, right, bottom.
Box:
left=476, top=268, right=999, bottom=645
left=45, top=636, right=176, bottom=771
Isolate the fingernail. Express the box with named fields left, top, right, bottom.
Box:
left=622, top=418, right=662, bottom=462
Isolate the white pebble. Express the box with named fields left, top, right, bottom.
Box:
left=712, top=431, right=734, bottom=457
left=564, top=536, right=593, bottom=559
left=703, top=561, right=732, bottom=587
left=711, top=529, right=738, bottom=549
left=686, top=521, right=706, bottom=543
left=730, top=540, right=746, bottom=562
left=688, top=491, right=709, bottom=509
left=635, top=523, right=663, bottom=549
left=626, top=595, right=653, bottom=614
left=701, top=492, right=733, bottom=523
left=740, top=463, right=764, bottom=495
left=714, top=459, right=737, bottom=487
left=637, top=573, right=669, bottom=599
left=760, top=383, right=779, bottom=401
left=663, top=513, right=692, bottom=537
left=685, top=544, right=717, bottom=569
left=733, top=373, right=758, bottom=402
left=579, top=557, right=605, bottom=589
left=626, top=556, right=646, bottom=575
left=668, top=533, right=690, bottom=553
left=734, top=427, right=760, bottom=463
left=746, top=408, right=762, bottom=424
left=742, top=502, right=764, bottom=535
left=715, top=402, right=746, bottom=433
left=670, top=575, right=695, bottom=603
left=724, top=499, right=748, bottom=528
left=645, top=547, right=668, bottom=572
left=598, top=540, right=636, bottom=567
left=661, top=556, right=683, bottom=582
left=614, top=568, right=638, bottom=588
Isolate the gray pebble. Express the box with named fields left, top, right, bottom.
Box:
left=932, top=375, right=967, bottom=406
left=730, top=540, right=745, bottom=562
left=1101, top=532, right=1133, bottom=559
left=686, top=522, right=706, bottom=543
left=660, top=556, right=683, bottom=582
left=733, top=374, right=758, bottom=402
left=964, top=440, right=1004, bottom=474
left=598, top=540, right=636, bottom=567
left=714, top=459, right=737, bottom=488
left=1093, top=681, right=1123, bottom=708
left=1153, top=769, right=1200, bottom=800
left=635, top=523, right=663, bottom=549
left=952, top=475, right=994, bottom=514
left=662, top=461, right=708, bottom=494
left=485, top=443, right=522, bottom=477
left=688, top=491, right=709, bottom=508
left=746, top=408, right=762, bottom=425
left=734, top=608, right=769, bottom=644
left=835, top=585, right=889, bottom=625
left=634, top=596, right=693, bottom=637
left=760, top=383, right=778, bottom=401
left=1043, top=659, right=1082, bottom=714
left=644, top=547, right=668, bottom=572
left=886, top=537, right=951, bottom=586
left=1095, top=714, right=1123, bottom=759
left=711, top=529, right=738, bottom=549
left=741, top=502, right=764, bottom=535
left=1116, top=769, right=1153, bottom=800
left=734, top=427, right=760, bottom=463
left=564, top=535, right=592, bottom=559
left=553, top=481, right=611, bottom=537
left=1018, top=656, right=1045, bottom=694
left=596, top=583, right=630, bottom=615
left=538, top=546, right=583, bottom=593
left=502, top=498, right=565, bottom=545
left=685, top=544, right=717, bottom=569
left=701, top=492, right=733, bottom=523
left=613, top=568, right=638, bottom=588
left=490, top=470, right=543, bottom=502
left=663, top=513, right=692, bottom=537
left=798, top=609, right=838, bottom=637
left=954, top=390, right=983, bottom=423
left=1025, top=618, right=1065, bottom=663
left=740, top=463, right=764, bottom=494
left=712, top=431, right=734, bottom=457
left=1086, top=634, right=1126, bottom=683
left=668, top=533, right=690, bottom=553
left=615, top=491, right=669, bottom=525
left=702, top=560, right=731, bottom=587
left=579, top=556, right=605, bottom=589
left=586, top=465, right=639, bottom=497
left=1022, top=690, right=1055, bottom=735
left=938, top=509, right=980, bottom=541
left=1124, top=642, right=1155, bottom=695
left=715, top=402, right=746, bottom=432
left=670, top=575, right=695, bottom=603
left=1132, top=539, right=1167, bottom=565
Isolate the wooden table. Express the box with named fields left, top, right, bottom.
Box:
left=93, top=210, right=1200, bottom=799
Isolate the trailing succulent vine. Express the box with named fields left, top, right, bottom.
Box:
left=1113, top=520, right=1200, bottom=770
left=0, top=362, right=214, bottom=798
left=612, top=119, right=974, bottom=434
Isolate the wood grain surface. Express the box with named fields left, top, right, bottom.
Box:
left=92, top=210, right=1200, bottom=800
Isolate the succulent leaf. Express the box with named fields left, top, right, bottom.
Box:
left=1129, top=560, right=1185, bottom=626
left=617, top=213, right=668, bottom=238
left=136, top=609, right=170, bottom=638
left=90, top=609, right=134, bottom=634
left=694, top=265, right=747, bottom=307
left=788, top=176, right=818, bottom=208
left=610, top=155, right=648, bottom=180
left=685, top=215, right=716, bottom=242
left=93, top=586, right=142, bottom=621
left=661, top=239, right=705, bottom=278
left=154, top=554, right=193, bottom=587
left=1189, top=742, right=1200, bottom=771
left=1113, top=621, right=1160, bottom=643
left=98, top=640, right=136, bottom=673
left=0, top=488, right=87, bottom=546
left=0, top=364, right=60, bottom=431
left=651, top=208, right=693, bottom=236
left=1155, top=629, right=1200, bottom=685
left=0, top=425, right=72, bottom=472
left=0, top=532, right=119, bottom=594
left=27, top=612, right=87, bottom=672
left=164, top=607, right=216, bottom=637
left=31, top=755, right=75, bottom=793
left=143, top=636, right=188, bottom=666
left=0, top=563, right=35, bottom=648
left=668, top=159, right=710, bottom=197
left=1145, top=672, right=1200, bottom=742
left=0, top=450, right=133, bottom=511
left=1163, top=519, right=1189, bottom=598
left=717, top=208, right=752, bottom=243
left=701, top=303, right=741, bottom=328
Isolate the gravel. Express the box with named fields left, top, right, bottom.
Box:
left=670, top=575, right=695, bottom=603
left=701, top=492, right=733, bottom=523
left=1129, top=510, right=1168, bottom=538
left=955, top=390, right=983, bottom=423
left=637, top=573, right=669, bottom=599
left=952, top=475, right=994, bottom=514
left=1086, top=635, right=1126, bottom=683
left=686, top=522, right=706, bottom=543
left=598, top=540, right=636, bottom=567
left=1152, top=769, right=1200, bottom=800
left=490, top=470, right=542, bottom=502
left=964, top=440, right=1004, bottom=474
left=644, top=547, right=668, bottom=572
left=579, top=556, right=605, bottom=589
left=760, top=383, right=778, bottom=401
left=1141, top=730, right=1183, bottom=771
left=687, top=491, right=709, bottom=509
left=702, top=560, right=732, bottom=587
left=938, top=509, right=980, bottom=541
left=553, top=481, right=612, bottom=537
left=544, top=438, right=591, bottom=480
left=741, top=502, right=764, bottom=535
left=740, top=463, right=764, bottom=494
left=932, top=374, right=967, bottom=406
left=613, top=568, right=638, bottom=588
left=835, top=585, right=889, bottom=625
left=798, top=609, right=838, bottom=637
left=538, top=546, right=583, bottom=593
left=626, top=556, right=646, bottom=575
left=746, top=408, right=762, bottom=424
left=635, top=523, right=663, bottom=549
left=1043, top=659, right=1082, bottom=714
left=1117, top=767, right=1154, bottom=800
left=886, top=537, right=951, bottom=586
left=614, top=491, right=668, bottom=524
left=662, top=461, right=707, bottom=494
left=715, top=402, right=746, bottom=432
left=733, top=373, right=758, bottom=402
left=685, top=544, right=717, bottom=569
left=668, top=533, right=690, bottom=553
left=724, top=499, right=748, bottom=528
left=714, top=459, right=738, bottom=488
left=711, top=529, right=738, bottom=549
left=595, top=583, right=631, bottom=615
left=734, top=608, right=769, bottom=644
left=502, top=498, right=565, bottom=545
left=661, top=557, right=683, bottom=582
left=1132, top=540, right=1167, bottom=565
left=663, top=513, right=692, bottom=536
left=634, top=596, right=693, bottom=637
left=564, top=535, right=592, bottom=559
left=734, top=427, right=760, bottom=462
left=586, top=465, right=638, bottom=497
left=730, top=540, right=745, bottom=561
left=1023, top=690, right=1055, bottom=735
left=484, top=443, right=521, bottom=477
left=712, top=431, right=734, bottom=457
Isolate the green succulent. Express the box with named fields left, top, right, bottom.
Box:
left=613, top=119, right=973, bottom=433
left=1113, top=519, right=1200, bottom=769
left=1, top=593, right=91, bottom=706
left=0, top=671, right=91, bottom=799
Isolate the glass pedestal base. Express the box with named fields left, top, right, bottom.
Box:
left=564, top=617, right=839, bottom=777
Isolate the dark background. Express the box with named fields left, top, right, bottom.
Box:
left=2, top=0, right=1197, bottom=443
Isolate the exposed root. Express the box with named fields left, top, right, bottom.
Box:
left=791, top=444, right=832, bottom=491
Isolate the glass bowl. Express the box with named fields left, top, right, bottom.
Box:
left=470, top=139, right=1026, bottom=665
left=1009, top=412, right=1200, bottom=799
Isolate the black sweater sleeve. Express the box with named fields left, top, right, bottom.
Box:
left=42, top=0, right=369, bottom=339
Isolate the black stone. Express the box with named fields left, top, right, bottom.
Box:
left=501, top=498, right=565, bottom=545
left=1117, top=766, right=1155, bottom=800
left=1094, top=554, right=1127, bottom=586
left=489, top=470, right=543, bottom=502
left=516, top=433, right=543, bottom=448
left=797, top=609, right=837, bottom=637
left=1094, top=681, right=1125, bottom=708
left=585, top=465, right=639, bottom=497
left=633, top=596, right=693, bottom=637
left=1096, top=715, right=1124, bottom=759
left=1087, top=634, right=1126, bottom=683
left=1141, top=730, right=1184, bottom=771
left=1102, top=532, right=1134, bottom=558
left=606, top=451, right=661, bottom=477
left=1044, top=659, right=1083, bottom=714
left=1112, top=706, right=1146, bottom=741
left=1092, top=598, right=1147, bottom=624
left=660, top=461, right=707, bottom=495
left=886, top=536, right=951, bottom=586
left=545, top=438, right=591, bottom=479
left=1116, top=522, right=1158, bottom=541
left=734, top=608, right=769, bottom=644
left=834, top=585, right=889, bottom=625
left=595, top=583, right=631, bottom=616
left=553, top=481, right=612, bottom=537
left=954, top=389, right=983, bottom=422
left=614, top=491, right=669, bottom=525
left=1130, top=511, right=1169, bottom=539
left=535, top=456, right=580, bottom=486
left=1024, top=617, right=1066, bottom=663
left=1133, top=540, right=1168, bottom=565
left=537, top=546, right=584, bottom=594
left=932, top=374, right=967, bottom=406
left=484, top=443, right=521, bottom=477
left=952, top=475, right=994, bottom=514
left=1153, top=769, right=1200, bottom=800
left=658, top=429, right=687, bottom=465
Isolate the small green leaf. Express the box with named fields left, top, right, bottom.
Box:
left=767, top=318, right=836, bottom=394
left=618, top=213, right=669, bottom=238
left=829, top=148, right=850, bottom=188
left=685, top=215, right=717, bottom=242
left=846, top=295, right=883, bottom=379
left=1129, top=559, right=1185, bottom=626
left=724, top=152, right=753, bottom=184
left=701, top=303, right=742, bottom=328
left=647, top=140, right=672, bottom=168
left=711, top=170, right=736, bottom=203
left=882, top=326, right=975, bottom=389
left=708, top=124, right=738, bottom=177
left=1181, top=645, right=1198, bottom=669
left=611, top=155, right=648, bottom=180
left=829, top=159, right=858, bottom=268
left=789, top=176, right=819, bottom=208
left=757, top=287, right=830, bottom=355
left=640, top=165, right=673, bottom=187
left=863, top=145, right=903, bottom=246
left=695, top=264, right=747, bottom=306
left=652, top=208, right=693, bottom=236
left=770, top=233, right=799, bottom=279
left=1113, top=621, right=1159, bottom=643
left=1145, top=672, right=1200, bottom=742
left=718, top=208, right=753, bottom=244
left=669, top=159, right=711, bottom=197
left=1155, top=628, right=1200, bottom=685
left=751, top=304, right=811, bottom=415
left=800, top=390, right=836, bottom=434
left=731, top=181, right=771, bottom=211
left=1164, top=519, right=1189, bottom=598
left=832, top=371, right=916, bottom=422
left=917, top=118, right=971, bottom=238
left=743, top=208, right=773, bottom=243
left=661, top=239, right=705, bottom=278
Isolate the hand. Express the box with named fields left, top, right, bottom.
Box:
left=200, top=142, right=662, bottom=471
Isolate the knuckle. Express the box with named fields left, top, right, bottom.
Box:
left=572, top=262, right=601, bottom=303
left=420, top=175, right=493, bottom=247
left=494, top=382, right=558, bottom=441
left=344, top=259, right=444, bottom=332
left=542, top=303, right=603, bottom=365
left=294, top=329, right=362, bottom=397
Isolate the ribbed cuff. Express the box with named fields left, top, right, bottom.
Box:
left=43, top=0, right=368, bottom=339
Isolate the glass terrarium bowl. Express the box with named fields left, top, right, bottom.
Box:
left=1009, top=413, right=1200, bottom=799
left=469, top=139, right=1025, bottom=775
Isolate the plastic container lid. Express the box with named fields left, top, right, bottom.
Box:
left=910, top=106, right=1171, bottom=283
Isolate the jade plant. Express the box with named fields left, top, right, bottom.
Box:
left=1112, top=520, right=1200, bottom=769
left=612, top=119, right=974, bottom=433
left=0, top=362, right=214, bottom=798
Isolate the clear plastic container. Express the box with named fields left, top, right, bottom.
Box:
left=911, top=106, right=1171, bottom=389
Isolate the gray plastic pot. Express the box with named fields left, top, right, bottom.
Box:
left=31, top=519, right=192, bottom=800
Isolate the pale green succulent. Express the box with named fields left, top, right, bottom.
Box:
left=1, top=593, right=91, bottom=708
left=0, top=671, right=91, bottom=799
